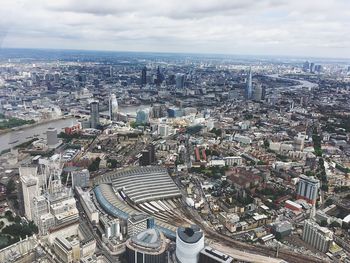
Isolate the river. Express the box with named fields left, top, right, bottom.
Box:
left=267, top=74, right=318, bottom=90
left=0, top=105, right=149, bottom=152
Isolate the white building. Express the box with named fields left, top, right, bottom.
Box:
left=302, top=220, right=333, bottom=253
left=158, top=124, right=170, bottom=137
left=176, top=225, right=204, bottom=263
left=224, top=156, right=242, bottom=166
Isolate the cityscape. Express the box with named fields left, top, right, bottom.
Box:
left=0, top=1, right=350, bottom=263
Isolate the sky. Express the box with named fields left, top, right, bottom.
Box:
left=0, top=0, right=349, bottom=58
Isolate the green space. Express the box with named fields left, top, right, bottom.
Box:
left=0, top=211, right=38, bottom=249
left=190, top=165, right=229, bottom=179
left=88, top=157, right=101, bottom=172
left=0, top=113, right=35, bottom=130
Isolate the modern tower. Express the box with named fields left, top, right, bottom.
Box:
left=176, top=225, right=205, bottom=263
left=245, top=68, right=253, bottom=100
left=109, top=94, right=119, bottom=121
left=141, top=66, right=147, bottom=86
left=176, top=73, right=185, bottom=89
left=296, top=175, right=320, bottom=205
left=90, top=101, right=100, bottom=129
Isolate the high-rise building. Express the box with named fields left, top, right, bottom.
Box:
left=175, top=73, right=185, bottom=89
left=253, top=85, right=263, bottom=101
left=245, top=68, right=253, bottom=100
left=127, top=214, right=150, bottom=237
left=155, top=66, right=163, bottom=86
left=296, top=175, right=320, bottom=205
left=140, top=144, right=156, bottom=166
left=21, top=172, right=38, bottom=221
left=141, top=66, right=147, bottom=86
left=47, top=127, right=59, bottom=148
left=303, top=61, right=310, bottom=72
left=136, top=109, right=150, bottom=124
left=302, top=220, right=333, bottom=252
left=109, top=94, right=118, bottom=121
left=310, top=62, right=315, bottom=73
left=176, top=225, right=205, bottom=263
left=158, top=124, right=169, bottom=137
left=71, top=169, right=90, bottom=188
left=90, top=101, right=99, bottom=129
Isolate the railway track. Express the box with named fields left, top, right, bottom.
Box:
left=182, top=207, right=326, bottom=263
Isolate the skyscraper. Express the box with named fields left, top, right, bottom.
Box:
left=245, top=68, right=253, bottom=100
left=90, top=101, right=100, bottom=129
left=176, top=73, right=185, bottom=89
left=296, top=175, right=320, bottom=205
left=141, top=66, right=147, bottom=86
left=109, top=94, right=118, bottom=121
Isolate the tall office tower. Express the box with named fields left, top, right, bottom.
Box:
left=155, top=66, right=163, bottom=86
left=296, top=175, right=320, bottom=205
left=302, top=220, right=333, bottom=252
left=245, top=68, right=253, bottom=100
left=90, top=101, right=100, bottom=129
left=21, top=174, right=38, bottom=221
left=136, top=109, right=150, bottom=124
left=141, top=66, right=147, bottom=86
left=310, top=62, right=315, bottom=73
left=47, top=127, right=59, bottom=148
left=176, top=225, right=205, bottom=263
left=175, top=73, right=185, bottom=89
left=109, top=93, right=118, bottom=121
left=294, top=133, right=306, bottom=151
left=139, top=143, right=156, bottom=166
left=303, top=61, right=310, bottom=72
left=253, top=85, right=263, bottom=101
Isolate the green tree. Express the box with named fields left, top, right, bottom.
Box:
left=330, top=221, right=341, bottom=228
left=320, top=220, right=328, bottom=227
left=6, top=179, right=16, bottom=195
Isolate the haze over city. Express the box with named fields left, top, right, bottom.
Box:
left=1, top=0, right=350, bottom=58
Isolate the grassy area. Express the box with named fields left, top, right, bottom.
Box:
left=0, top=114, right=35, bottom=130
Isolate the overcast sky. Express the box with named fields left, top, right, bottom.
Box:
left=0, top=0, right=349, bottom=58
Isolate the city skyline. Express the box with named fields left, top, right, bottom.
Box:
left=1, top=0, right=350, bottom=59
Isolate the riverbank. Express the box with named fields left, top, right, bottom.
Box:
left=0, top=115, right=72, bottom=136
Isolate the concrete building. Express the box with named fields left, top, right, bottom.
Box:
left=100, top=215, right=121, bottom=239
left=158, top=124, right=169, bottom=137
left=47, top=127, right=59, bottom=148
left=53, top=236, right=81, bottom=263
left=302, top=220, right=333, bottom=253
left=296, top=175, right=320, bottom=205
left=21, top=173, right=38, bottom=221
left=75, top=187, right=99, bottom=224
left=224, top=156, right=242, bottom=166
left=71, top=169, right=90, bottom=188
left=176, top=225, right=204, bottom=263
left=128, top=214, right=149, bottom=238
left=199, top=246, right=234, bottom=263
left=125, top=228, right=168, bottom=263
left=90, top=101, right=100, bottom=129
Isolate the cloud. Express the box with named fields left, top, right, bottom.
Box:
left=0, top=0, right=349, bottom=58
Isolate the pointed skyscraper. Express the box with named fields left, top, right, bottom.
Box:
left=245, top=67, right=253, bottom=100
